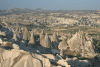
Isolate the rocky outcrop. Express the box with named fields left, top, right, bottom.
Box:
left=67, top=30, right=95, bottom=53
left=67, top=31, right=84, bottom=51
left=13, top=54, right=42, bottom=67
left=0, top=48, right=42, bottom=67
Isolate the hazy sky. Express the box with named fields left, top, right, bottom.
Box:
left=0, top=0, right=100, bottom=10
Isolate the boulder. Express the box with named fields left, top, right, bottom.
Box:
left=0, top=31, right=6, bottom=36
left=78, top=60, right=92, bottom=67
left=57, top=59, right=71, bottom=67
left=1, top=42, right=13, bottom=49
left=51, top=49, right=60, bottom=55
left=13, top=44, right=19, bottom=49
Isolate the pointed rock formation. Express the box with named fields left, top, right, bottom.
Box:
left=58, top=39, right=68, bottom=50
left=58, top=39, right=68, bottom=56
left=40, top=30, right=45, bottom=46
left=67, top=30, right=96, bottom=57
left=28, top=31, right=35, bottom=45
left=51, top=32, right=59, bottom=49
left=43, top=34, right=52, bottom=48
left=23, top=28, right=30, bottom=41
left=13, top=33, right=18, bottom=41
left=67, top=31, right=84, bottom=51
left=84, top=40, right=95, bottom=53
left=51, top=32, right=59, bottom=42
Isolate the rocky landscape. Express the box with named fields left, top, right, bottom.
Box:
left=0, top=8, right=100, bottom=67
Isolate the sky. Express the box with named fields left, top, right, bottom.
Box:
left=0, top=0, right=100, bottom=10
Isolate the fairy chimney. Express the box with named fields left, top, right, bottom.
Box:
left=23, top=28, right=30, bottom=41
left=28, top=31, right=35, bottom=45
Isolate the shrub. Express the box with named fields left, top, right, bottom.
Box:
left=79, top=57, right=89, bottom=60
left=76, top=54, right=81, bottom=57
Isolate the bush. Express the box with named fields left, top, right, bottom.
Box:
left=97, top=41, right=100, bottom=46
left=98, top=47, right=100, bottom=50
left=76, top=54, right=81, bottom=57
left=74, top=50, right=76, bottom=53
left=94, top=55, right=98, bottom=60
left=79, top=57, right=89, bottom=60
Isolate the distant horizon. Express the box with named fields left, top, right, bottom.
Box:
left=0, top=7, right=99, bottom=11
left=0, top=0, right=100, bottom=10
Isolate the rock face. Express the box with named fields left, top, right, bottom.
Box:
left=51, top=32, right=59, bottom=49
left=84, top=41, right=95, bottom=53
left=13, top=54, right=42, bottom=67
left=23, top=28, right=30, bottom=41
left=28, top=31, right=35, bottom=45
left=0, top=48, right=43, bottom=67
left=32, top=53, right=51, bottom=67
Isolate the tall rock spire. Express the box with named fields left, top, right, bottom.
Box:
left=29, top=31, right=35, bottom=45
left=23, top=28, right=30, bottom=41
left=43, top=34, right=52, bottom=48
left=58, top=39, right=68, bottom=57
left=40, top=30, right=45, bottom=46
left=51, top=32, right=59, bottom=49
